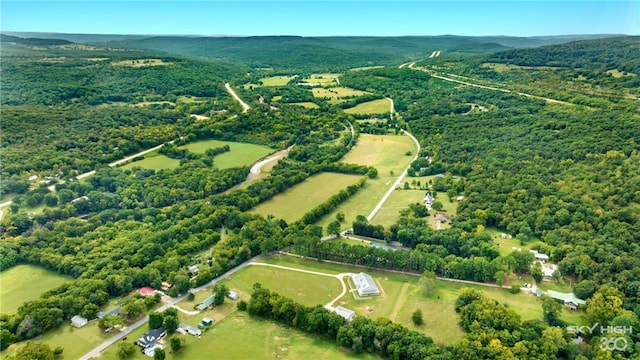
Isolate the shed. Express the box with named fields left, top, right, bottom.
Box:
left=227, top=291, right=239, bottom=300
left=202, top=317, right=214, bottom=326
left=334, top=306, right=356, bottom=321
left=71, top=315, right=88, bottom=328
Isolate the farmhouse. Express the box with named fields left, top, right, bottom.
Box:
left=351, top=272, right=380, bottom=296
left=136, top=328, right=167, bottom=348
left=178, top=323, right=202, bottom=337
left=196, top=294, right=216, bottom=311
left=334, top=306, right=356, bottom=321
left=546, top=290, right=586, bottom=310
left=70, top=315, right=88, bottom=328
left=97, top=306, right=120, bottom=319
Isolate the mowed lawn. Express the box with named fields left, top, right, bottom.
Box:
left=0, top=264, right=71, bottom=314
left=250, top=172, right=362, bottom=223
left=344, top=98, right=391, bottom=115
left=219, top=264, right=342, bottom=307
left=316, top=134, right=416, bottom=232
left=120, top=154, right=180, bottom=171
left=180, top=139, right=273, bottom=169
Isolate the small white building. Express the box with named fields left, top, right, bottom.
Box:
left=71, top=315, right=88, bottom=328
left=351, top=273, right=380, bottom=296
left=334, top=306, right=356, bottom=321
left=530, top=250, right=550, bottom=263
left=178, top=323, right=202, bottom=337
left=227, top=291, right=239, bottom=300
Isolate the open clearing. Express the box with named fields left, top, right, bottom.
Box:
left=287, top=101, right=319, bottom=109
left=315, top=134, right=416, bottom=232
left=112, top=58, right=172, bottom=67
left=312, top=87, right=369, bottom=99
left=180, top=139, right=273, bottom=169
left=344, top=98, right=391, bottom=115
left=250, top=172, right=362, bottom=223
left=0, top=265, right=71, bottom=314
left=260, top=75, right=296, bottom=86
left=120, top=154, right=180, bottom=171
left=259, top=255, right=587, bottom=345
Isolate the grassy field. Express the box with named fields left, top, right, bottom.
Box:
left=260, top=75, right=296, bottom=86
left=219, top=264, right=342, bottom=307
left=4, top=321, right=115, bottom=360
left=312, top=87, right=369, bottom=99
left=315, top=134, right=417, bottom=232
left=180, top=140, right=273, bottom=169
left=258, top=255, right=587, bottom=344
left=0, top=265, right=71, bottom=314
left=344, top=99, right=390, bottom=115
left=287, top=101, right=319, bottom=109
left=120, top=154, right=180, bottom=171
left=250, top=172, right=362, bottom=223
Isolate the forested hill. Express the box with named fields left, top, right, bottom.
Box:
left=96, top=34, right=615, bottom=72
left=488, top=36, right=640, bottom=73
left=0, top=34, right=73, bottom=46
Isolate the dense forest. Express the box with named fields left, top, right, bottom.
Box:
left=1, top=34, right=640, bottom=359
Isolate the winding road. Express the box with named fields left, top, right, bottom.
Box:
left=225, top=83, right=250, bottom=113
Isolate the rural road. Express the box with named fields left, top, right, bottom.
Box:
left=225, top=83, right=250, bottom=113
left=79, top=254, right=265, bottom=360
left=366, top=129, right=420, bottom=221
left=248, top=146, right=292, bottom=180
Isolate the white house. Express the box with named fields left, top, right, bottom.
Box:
left=530, top=250, right=550, bottom=263
left=351, top=273, right=380, bottom=296
left=71, top=315, right=88, bottom=328
left=334, top=306, right=356, bottom=321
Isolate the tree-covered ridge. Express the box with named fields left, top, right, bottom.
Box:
left=487, top=36, right=640, bottom=73
left=341, top=64, right=640, bottom=315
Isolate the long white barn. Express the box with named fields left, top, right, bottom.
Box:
left=351, top=272, right=380, bottom=296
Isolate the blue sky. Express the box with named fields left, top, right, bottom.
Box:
left=2, top=1, right=638, bottom=37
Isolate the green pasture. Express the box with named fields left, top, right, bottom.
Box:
left=219, top=264, right=342, bottom=307
left=258, top=255, right=587, bottom=344
left=260, top=75, right=296, bottom=86
left=0, top=264, right=71, bottom=314
left=287, top=101, right=319, bottom=109
left=315, top=134, right=417, bottom=232
left=120, top=154, right=180, bottom=171
left=250, top=172, right=362, bottom=223
left=344, top=99, right=391, bottom=115
left=102, top=314, right=378, bottom=360
left=4, top=321, right=112, bottom=360
left=180, top=139, right=273, bottom=169
left=312, top=87, right=369, bottom=99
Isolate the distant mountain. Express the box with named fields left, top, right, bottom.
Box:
left=0, top=34, right=73, bottom=46
left=487, top=36, right=640, bottom=73
left=2, top=32, right=622, bottom=72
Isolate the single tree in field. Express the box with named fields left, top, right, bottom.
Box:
left=153, top=348, right=165, bottom=360
left=170, top=336, right=185, bottom=353
left=336, top=211, right=345, bottom=222
left=327, top=221, right=341, bottom=237
left=412, top=309, right=424, bottom=326
left=117, top=342, right=136, bottom=359
left=420, top=271, right=437, bottom=296
left=431, top=201, right=444, bottom=212
left=213, top=284, right=229, bottom=306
